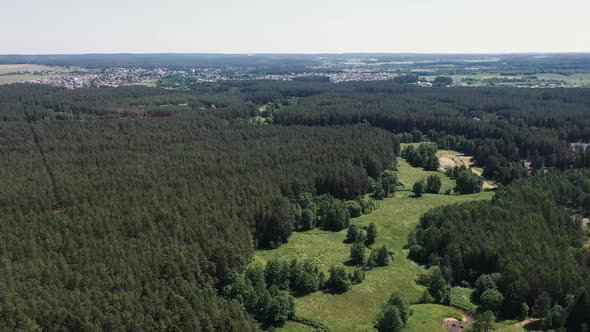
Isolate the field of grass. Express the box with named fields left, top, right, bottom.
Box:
left=0, top=74, right=53, bottom=85
left=405, top=304, right=463, bottom=332
left=450, top=287, right=478, bottom=313
left=418, top=72, right=590, bottom=87
left=255, top=155, right=492, bottom=331
left=0, top=64, right=77, bottom=85
left=0, top=64, right=72, bottom=74
left=276, top=321, right=312, bottom=332
left=397, top=159, right=455, bottom=193
left=494, top=327, right=525, bottom=332
left=126, top=79, right=157, bottom=88
left=255, top=228, right=351, bottom=272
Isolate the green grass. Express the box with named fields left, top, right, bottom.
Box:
left=276, top=321, right=313, bottom=332
left=405, top=304, right=462, bottom=332
left=255, top=228, right=351, bottom=272
left=418, top=72, right=590, bottom=87
left=0, top=64, right=72, bottom=74
left=397, top=159, right=455, bottom=193
left=450, top=287, right=478, bottom=313
left=0, top=74, right=55, bottom=85
left=258, top=159, right=492, bottom=331
left=494, top=327, right=525, bottom=332
left=126, top=79, right=157, bottom=88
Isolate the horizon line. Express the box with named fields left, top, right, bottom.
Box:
left=2, top=51, right=590, bottom=56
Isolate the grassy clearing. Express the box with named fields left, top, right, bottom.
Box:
left=450, top=287, right=478, bottom=313
left=418, top=72, right=590, bottom=87
left=255, top=228, right=351, bottom=272
left=0, top=74, right=53, bottom=85
left=0, top=64, right=71, bottom=74
left=494, top=327, right=525, bottom=332
left=0, top=64, right=79, bottom=85
left=277, top=321, right=312, bottom=332
left=405, top=304, right=462, bottom=332
left=397, top=159, right=455, bottom=193
left=126, top=79, right=157, bottom=88
left=257, top=158, right=492, bottom=331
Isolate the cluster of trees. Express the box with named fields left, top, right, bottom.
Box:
left=222, top=263, right=297, bottom=325
left=446, top=166, right=484, bottom=194
left=325, top=265, right=366, bottom=293
left=3, top=77, right=590, bottom=328
left=375, top=292, right=411, bottom=332
left=368, top=169, right=399, bottom=200
left=268, top=80, right=590, bottom=184
left=401, top=143, right=440, bottom=171
left=0, top=85, right=402, bottom=330
left=415, top=267, right=451, bottom=304
left=433, top=76, right=454, bottom=86
left=347, top=222, right=391, bottom=269
left=407, top=169, right=590, bottom=325
left=412, top=175, right=442, bottom=197
left=6, top=80, right=590, bottom=188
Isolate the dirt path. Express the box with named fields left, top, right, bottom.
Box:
left=29, top=124, right=65, bottom=212
left=437, top=152, right=497, bottom=190
left=512, top=318, right=541, bottom=328
left=441, top=306, right=475, bottom=332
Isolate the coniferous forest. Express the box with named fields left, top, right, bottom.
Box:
left=1, top=79, right=590, bottom=331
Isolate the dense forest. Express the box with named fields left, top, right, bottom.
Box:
left=0, top=85, right=399, bottom=330
left=408, top=169, right=590, bottom=330
left=1, top=79, right=590, bottom=330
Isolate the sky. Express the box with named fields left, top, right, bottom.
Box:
left=2, top=0, right=590, bottom=54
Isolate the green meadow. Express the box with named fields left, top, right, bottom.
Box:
left=256, top=154, right=493, bottom=331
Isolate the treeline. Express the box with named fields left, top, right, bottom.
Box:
left=0, top=85, right=399, bottom=330
left=5, top=81, right=590, bottom=187
left=401, top=143, right=440, bottom=171
left=268, top=81, right=590, bottom=183
left=407, top=169, right=590, bottom=329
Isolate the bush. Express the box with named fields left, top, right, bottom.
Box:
left=344, top=200, right=362, bottom=218
left=346, top=224, right=361, bottom=242
left=367, top=222, right=377, bottom=245
left=475, top=274, right=497, bottom=297
left=413, top=180, right=425, bottom=197
left=300, top=208, right=316, bottom=230
left=376, top=306, right=403, bottom=332
left=480, top=288, right=504, bottom=312
left=326, top=266, right=351, bottom=293
left=376, top=293, right=409, bottom=332
left=376, top=245, right=390, bottom=266
left=350, top=242, right=366, bottom=266
left=289, top=259, right=321, bottom=294
left=455, top=170, right=483, bottom=194
left=351, top=268, right=365, bottom=284
left=425, top=175, right=442, bottom=194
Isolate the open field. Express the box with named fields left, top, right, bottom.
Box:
left=256, top=158, right=493, bottom=331
left=437, top=150, right=474, bottom=170
left=397, top=158, right=456, bottom=193
left=436, top=149, right=497, bottom=190
left=126, top=79, right=157, bottom=88
left=0, top=64, right=72, bottom=74
left=419, top=72, right=590, bottom=87
left=450, top=287, right=478, bottom=313
left=0, top=64, right=76, bottom=85
left=406, top=304, right=463, bottom=332
left=0, top=74, right=57, bottom=85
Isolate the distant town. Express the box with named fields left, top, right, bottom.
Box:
left=1, top=53, right=590, bottom=89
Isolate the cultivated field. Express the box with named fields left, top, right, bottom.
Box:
left=0, top=64, right=71, bottom=74
left=0, top=64, right=74, bottom=85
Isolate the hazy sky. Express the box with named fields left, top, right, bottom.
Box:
left=2, top=0, right=589, bottom=54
